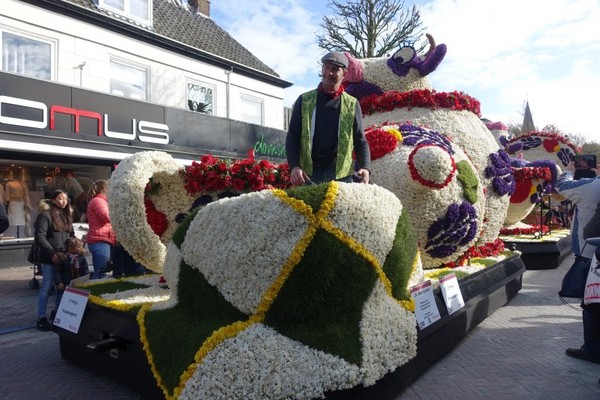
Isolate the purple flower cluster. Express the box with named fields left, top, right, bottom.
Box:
left=400, top=124, right=454, bottom=155
left=344, top=81, right=383, bottom=101
left=485, top=150, right=515, bottom=196
left=424, top=201, right=478, bottom=258
left=558, top=148, right=574, bottom=167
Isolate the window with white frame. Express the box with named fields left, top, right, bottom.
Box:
left=240, top=94, right=263, bottom=125
left=1, top=30, right=53, bottom=80
left=100, top=0, right=152, bottom=25
left=187, top=82, right=215, bottom=115
left=109, top=60, right=148, bottom=101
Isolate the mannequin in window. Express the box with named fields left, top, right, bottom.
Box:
left=5, top=179, right=32, bottom=238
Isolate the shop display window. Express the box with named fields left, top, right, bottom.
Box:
left=0, top=160, right=112, bottom=240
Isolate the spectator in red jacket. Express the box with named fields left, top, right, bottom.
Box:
left=86, top=180, right=116, bottom=279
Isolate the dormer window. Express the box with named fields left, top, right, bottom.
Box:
left=100, top=0, right=152, bottom=25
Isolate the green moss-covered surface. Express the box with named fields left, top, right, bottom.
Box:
left=264, top=229, right=377, bottom=365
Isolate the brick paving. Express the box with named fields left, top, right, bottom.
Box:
left=1, top=254, right=599, bottom=400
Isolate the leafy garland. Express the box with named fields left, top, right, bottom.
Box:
left=360, top=89, right=481, bottom=117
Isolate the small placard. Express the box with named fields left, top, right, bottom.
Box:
left=53, top=286, right=90, bottom=334
left=410, top=280, right=441, bottom=330
left=439, top=273, right=465, bottom=315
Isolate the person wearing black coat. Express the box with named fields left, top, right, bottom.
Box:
left=34, top=190, right=74, bottom=331
left=0, top=202, right=8, bottom=234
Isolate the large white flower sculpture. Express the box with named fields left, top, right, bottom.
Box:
left=137, top=180, right=420, bottom=399
left=343, top=39, right=513, bottom=261
left=108, top=151, right=194, bottom=272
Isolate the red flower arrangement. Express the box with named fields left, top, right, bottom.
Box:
left=181, top=150, right=291, bottom=196
left=512, top=167, right=552, bottom=182
left=499, top=225, right=550, bottom=236
left=144, top=197, right=168, bottom=237
left=442, top=239, right=506, bottom=268
left=364, top=126, right=400, bottom=160
left=360, top=89, right=481, bottom=117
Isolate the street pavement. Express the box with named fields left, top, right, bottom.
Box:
left=1, top=254, right=599, bottom=400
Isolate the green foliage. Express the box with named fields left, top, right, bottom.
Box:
left=456, top=160, right=479, bottom=204
left=285, top=182, right=329, bottom=211
left=264, top=229, right=377, bottom=365
left=382, top=211, right=418, bottom=301
left=171, top=207, right=200, bottom=248
left=86, top=281, right=149, bottom=297
left=427, top=269, right=469, bottom=281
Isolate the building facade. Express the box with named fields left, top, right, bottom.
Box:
left=0, top=0, right=291, bottom=265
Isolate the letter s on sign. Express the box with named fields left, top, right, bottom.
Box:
left=138, top=121, right=169, bottom=145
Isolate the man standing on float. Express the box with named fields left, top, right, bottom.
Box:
left=286, top=51, right=371, bottom=186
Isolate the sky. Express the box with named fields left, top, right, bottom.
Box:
left=211, top=0, right=600, bottom=143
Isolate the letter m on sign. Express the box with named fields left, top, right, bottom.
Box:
left=50, top=105, right=102, bottom=135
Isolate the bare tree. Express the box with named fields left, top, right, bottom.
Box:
left=317, top=0, right=426, bottom=58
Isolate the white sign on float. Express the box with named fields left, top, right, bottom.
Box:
left=439, top=273, right=465, bottom=315
left=410, top=280, right=441, bottom=330
left=53, top=286, right=90, bottom=334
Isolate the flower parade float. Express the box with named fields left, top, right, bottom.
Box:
left=495, top=130, right=579, bottom=269
left=54, top=38, right=526, bottom=399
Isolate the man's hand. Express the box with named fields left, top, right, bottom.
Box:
left=357, top=169, right=370, bottom=184
left=565, top=161, right=576, bottom=175
left=290, top=167, right=309, bottom=186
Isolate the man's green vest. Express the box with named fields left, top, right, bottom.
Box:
left=299, top=90, right=356, bottom=179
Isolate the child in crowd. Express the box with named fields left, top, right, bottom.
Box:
left=53, top=237, right=89, bottom=313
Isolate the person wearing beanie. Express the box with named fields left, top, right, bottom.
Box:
left=285, top=51, right=371, bottom=186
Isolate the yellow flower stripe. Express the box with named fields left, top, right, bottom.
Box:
left=137, top=304, right=173, bottom=400
left=399, top=250, right=421, bottom=312
left=88, top=294, right=144, bottom=312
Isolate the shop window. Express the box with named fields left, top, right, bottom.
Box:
left=100, top=0, right=152, bottom=25
left=187, top=81, right=215, bottom=115
left=109, top=60, right=148, bottom=101
left=240, top=94, right=263, bottom=125
left=1, top=31, right=53, bottom=80
left=0, top=161, right=112, bottom=240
